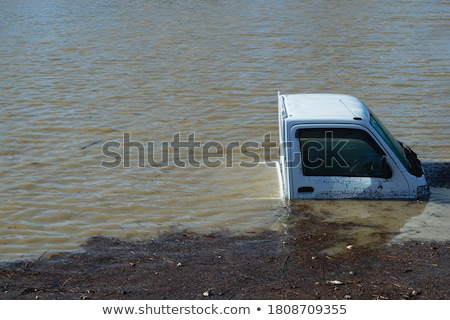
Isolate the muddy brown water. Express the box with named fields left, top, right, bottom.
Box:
left=1, top=0, right=449, bottom=261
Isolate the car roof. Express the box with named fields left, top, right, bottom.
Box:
left=280, top=93, right=371, bottom=123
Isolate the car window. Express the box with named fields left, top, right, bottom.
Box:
left=298, top=129, right=390, bottom=178
left=370, top=113, right=411, bottom=172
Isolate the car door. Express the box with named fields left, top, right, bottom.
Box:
left=291, top=127, right=411, bottom=199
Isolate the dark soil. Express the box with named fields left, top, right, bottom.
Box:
left=1, top=210, right=449, bottom=300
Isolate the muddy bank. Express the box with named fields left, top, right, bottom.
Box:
left=1, top=213, right=449, bottom=300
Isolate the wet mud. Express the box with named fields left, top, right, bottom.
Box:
left=1, top=212, right=449, bottom=300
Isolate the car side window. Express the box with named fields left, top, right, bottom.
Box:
left=298, top=129, right=391, bottom=178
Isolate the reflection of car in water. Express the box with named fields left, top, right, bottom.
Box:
left=285, top=198, right=429, bottom=255
left=277, top=92, right=430, bottom=200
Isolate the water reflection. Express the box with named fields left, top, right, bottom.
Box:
left=392, top=188, right=450, bottom=243
left=282, top=185, right=450, bottom=256
left=283, top=199, right=427, bottom=256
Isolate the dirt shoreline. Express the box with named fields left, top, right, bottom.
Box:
left=1, top=215, right=449, bottom=300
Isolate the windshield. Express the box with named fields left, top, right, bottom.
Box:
left=370, top=113, right=412, bottom=172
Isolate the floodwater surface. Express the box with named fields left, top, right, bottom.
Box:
left=1, top=0, right=449, bottom=261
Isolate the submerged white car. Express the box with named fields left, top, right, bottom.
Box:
left=277, top=92, right=430, bottom=200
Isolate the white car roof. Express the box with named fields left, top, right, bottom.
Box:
left=280, top=93, right=371, bottom=123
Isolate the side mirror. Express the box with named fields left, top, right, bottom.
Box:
left=381, top=156, right=392, bottom=179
